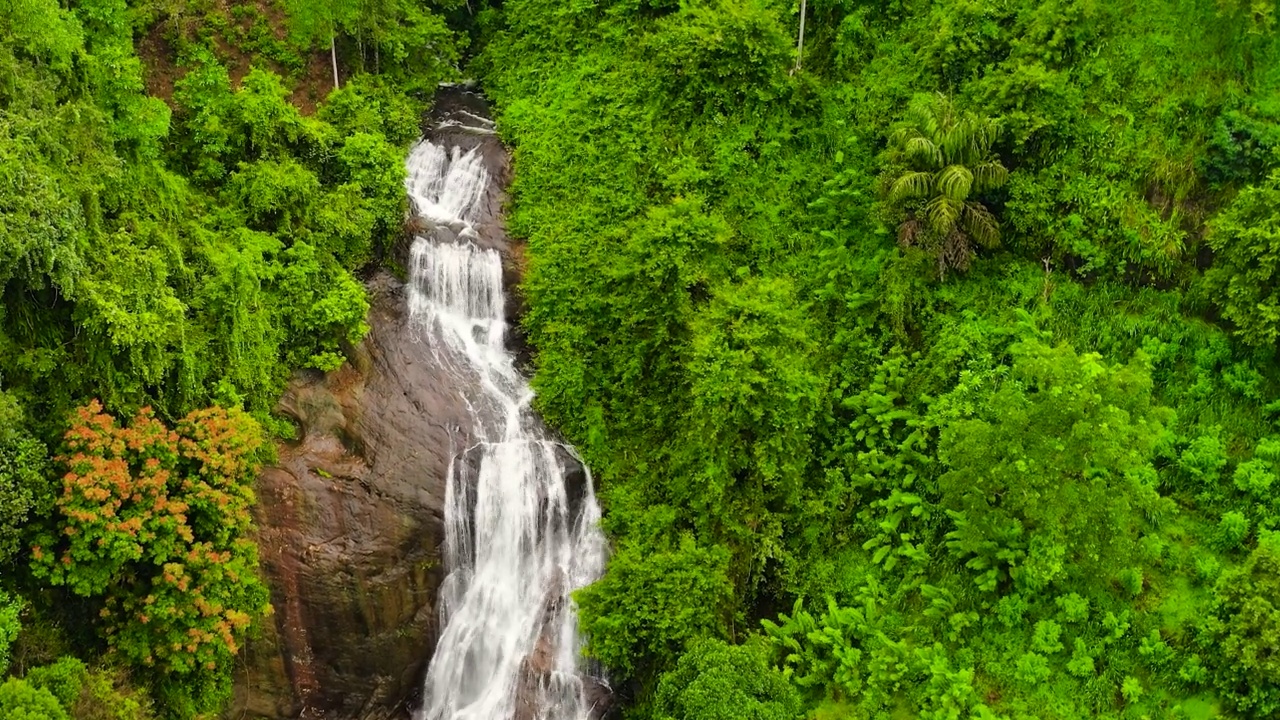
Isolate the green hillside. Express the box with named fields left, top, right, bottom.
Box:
left=475, top=1, right=1280, bottom=718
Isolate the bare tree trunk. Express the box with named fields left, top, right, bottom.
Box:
left=794, top=0, right=807, bottom=73
left=330, top=34, right=340, bottom=90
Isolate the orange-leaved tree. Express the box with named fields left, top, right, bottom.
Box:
left=32, top=401, right=271, bottom=703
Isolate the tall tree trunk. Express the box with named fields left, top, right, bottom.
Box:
left=330, top=34, right=340, bottom=90
left=794, top=0, right=807, bottom=73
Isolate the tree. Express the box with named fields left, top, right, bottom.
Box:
left=575, top=535, right=734, bottom=681
left=0, top=590, right=21, bottom=675
left=681, top=276, right=822, bottom=547
left=281, top=0, right=358, bottom=90
left=349, top=0, right=461, bottom=90
left=653, top=638, right=800, bottom=720
left=24, top=658, right=88, bottom=711
left=934, top=333, right=1174, bottom=592
left=883, top=94, right=1008, bottom=275
left=1217, top=0, right=1277, bottom=34
left=1204, top=170, right=1280, bottom=346
left=0, top=0, right=82, bottom=72
left=0, top=393, right=52, bottom=561
left=32, top=402, right=270, bottom=710
left=0, top=678, right=69, bottom=720
left=794, top=0, right=807, bottom=73
left=1205, top=535, right=1280, bottom=718
left=645, top=0, right=792, bottom=115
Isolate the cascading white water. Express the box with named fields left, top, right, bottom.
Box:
left=405, top=116, right=608, bottom=720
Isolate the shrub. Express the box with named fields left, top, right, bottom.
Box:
left=1215, top=511, right=1251, bottom=551
left=0, top=677, right=69, bottom=720
left=936, top=335, right=1173, bottom=592
left=0, top=395, right=52, bottom=560
left=882, top=94, right=1008, bottom=275
left=1204, top=536, right=1280, bottom=717
left=653, top=638, right=800, bottom=720
left=576, top=535, right=734, bottom=680
left=1204, top=172, right=1280, bottom=347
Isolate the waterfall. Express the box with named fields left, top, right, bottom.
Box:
left=405, top=108, right=608, bottom=720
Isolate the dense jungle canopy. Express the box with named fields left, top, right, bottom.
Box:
left=1, top=0, right=1280, bottom=718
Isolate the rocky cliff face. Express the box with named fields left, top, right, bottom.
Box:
left=230, top=89, right=518, bottom=720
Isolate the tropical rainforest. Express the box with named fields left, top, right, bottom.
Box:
left=1, top=0, right=1280, bottom=718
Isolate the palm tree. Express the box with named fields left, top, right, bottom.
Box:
left=885, top=94, right=1008, bottom=275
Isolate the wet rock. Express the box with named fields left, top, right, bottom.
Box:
left=582, top=677, right=615, bottom=720
left=230, top=272, right=483, bottom=719
left=513, top=634, right=557, bottom=720
left=396, top=87, right=533, bottom=373
left=510, top=567, right=613, bottom=720
left=229, top=86, right=536, bottom=720
left=555, top=447, right=590, bottom=528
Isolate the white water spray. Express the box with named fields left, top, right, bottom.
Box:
left=406, top=114, right=608, bottom=720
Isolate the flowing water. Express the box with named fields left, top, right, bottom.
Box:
left=405, top=106, right=608, bottom=720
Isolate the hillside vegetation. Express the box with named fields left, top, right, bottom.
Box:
left=0, top=0, right=463, bottom=715
left=474, top=0, right=1280, bottom=718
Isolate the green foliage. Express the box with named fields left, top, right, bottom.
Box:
left=31, top=402, right=269, bottom=711
left=0, top=0, right=459, bottom=716
left=281, top=0, right=357, bottom=49
left=644, top=0, right=791, bottom=117
left=763, top=597, right=1000, bottom=718
left=0, top=1, right=405, bottom=425
left=0, top=394, right=53, bottom=561
left=5, top=0, right=1280, bottom=717
left=1181, top=433, right=1230, bottom=487
left=1066, top=638, right=1095, bottom=678
left=883, top=93, right=1008, bottom=274
left=762, top=596, right=891, bottom=703
left=22, top=656, right=155, bottom=720
left=1235, top=457, right=1276, bottom=499
left=0, top=591, right=22, bottom=675
left=652, top=638, right=800, bottom=720
left=1217, top=0, right=1278, bottom=34
left=1215, top=511, right=1251, bottom=550
left=935, top=332, right=1174, bottom=592
left=478, top=0, right=1280, bottom=717
left=280, top=0, right=463, bottom=93
left=273, top=241, right=372, bottom=371
left=0, top=677, right=69, bottom=720
left=681, top=276, right=821, bottom=547
left=1121, top=675, right=1144, bottom=702
left=576, top=535, right=733, bottom=681
left=1030, top=620, right=1063, bottom=654
left=1204, top=171, right=1280, bottom=346
left=1204, top=535, right=1280, bottom=717
left=0, top=0, right=83, bottom=69
left=25, top=658, right=88, bottom=710
left=316, top=74, right=423, bottom=145
left=1202, top=101, right=1280, bottom=187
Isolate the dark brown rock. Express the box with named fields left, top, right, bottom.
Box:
left=230, top=274, right=483, bottom=719
left=512, top=632, right=556, bottom=720
left=582, top=677, right=615, bottom=720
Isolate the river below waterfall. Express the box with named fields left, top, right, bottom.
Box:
left=405, top=91, right=609, bottom=720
